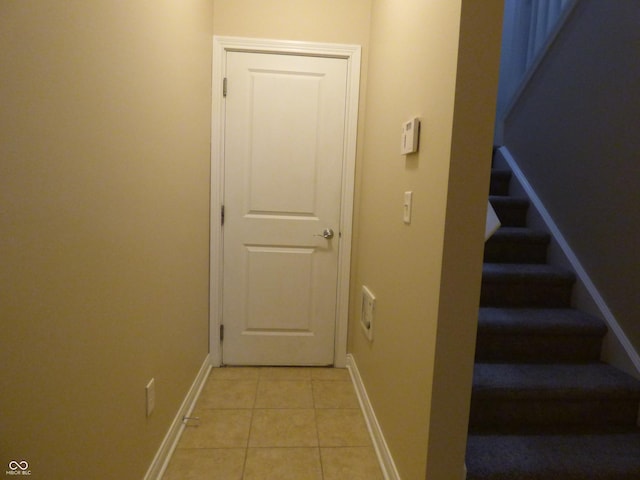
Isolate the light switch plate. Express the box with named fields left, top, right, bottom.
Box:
left=403, top=191, right=413, bottom=224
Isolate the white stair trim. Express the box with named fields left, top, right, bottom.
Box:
left=499, top=146, right=640, bottom=375
left=143, top=354, right=211, bottom=480
left=347, top=354, right=401, bottom=480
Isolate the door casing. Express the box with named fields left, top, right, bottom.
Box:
left=209, top=36, right=361, bottom=367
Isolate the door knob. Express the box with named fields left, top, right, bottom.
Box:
left=314, top=228, right=334, bottom=239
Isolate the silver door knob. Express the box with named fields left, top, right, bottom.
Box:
left=314, top=228, right=334, bottom=239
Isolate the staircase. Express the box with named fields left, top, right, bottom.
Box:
left=466, top=160, right=640, bottom=479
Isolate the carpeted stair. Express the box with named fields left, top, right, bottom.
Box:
left=466, top=163, right=640, bottom=479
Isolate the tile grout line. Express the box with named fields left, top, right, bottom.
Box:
left=240, top=374, right=259, bottom=480
left=312, top=380, right=325, bottom=480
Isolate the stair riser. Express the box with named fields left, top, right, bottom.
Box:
left=469, top=398, right=640, bottom=431
left=475, top=335, right=602, bottom=363
left=480, top=282, right=573, bottom=308
left=492, top=204, right=528, bottom=227
left=489, top=173, right=511, bottom=196
left=484, top=242, right=548, bottom=263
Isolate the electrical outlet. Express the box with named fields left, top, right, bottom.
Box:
left=146, top=378, right=155, bottom=417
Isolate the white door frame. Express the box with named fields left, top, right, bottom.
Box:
left=209, top=36, right=361, bottom=368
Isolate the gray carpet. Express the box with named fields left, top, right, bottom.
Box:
left=466, top=163, right=640, bottom=479
left=467, top=433, right=640, bottom=480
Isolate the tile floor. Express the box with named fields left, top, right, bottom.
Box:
left=162, top=366, right=384, bottom=480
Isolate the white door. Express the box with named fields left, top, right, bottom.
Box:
left=221, top=51, right=348, bottom=366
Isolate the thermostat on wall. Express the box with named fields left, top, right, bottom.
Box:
left=401, top=117, right=420, bottom=155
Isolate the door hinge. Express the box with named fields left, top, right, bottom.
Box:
left=221, top=205, right=225, bottom=226
left=223, top=77, right=227, bottom=97
left=219, top=324, right=224, bottom=342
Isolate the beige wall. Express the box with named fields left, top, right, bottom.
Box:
left=349, top=0, right=503, bottom=478
left=349, top=1, right=462, bottom=477
left=0, top=2, right=213, bottom=478
left=213, top=0, right=372, bottom=45
left=425, top=2, right=504, bottom=477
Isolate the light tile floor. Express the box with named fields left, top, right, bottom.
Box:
left=162, top=367, right=384, bottom=480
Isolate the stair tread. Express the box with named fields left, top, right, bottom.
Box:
left=482, top=263, right=575, bottom=282
left=473, top=363, right=640, bottom=398
left=478, top=308, right=607, bottom=336
left=489, top=195, right=529, bottom=206
left=466, top=431, right=640, bottom=479
left=489, top=227, right=550, bottom=243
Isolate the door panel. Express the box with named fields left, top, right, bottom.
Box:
left=245, top=246, right=314, bottom=333
left=222, top=51, right=347, bottom=365
left=248, top=72, right=320, bottom=215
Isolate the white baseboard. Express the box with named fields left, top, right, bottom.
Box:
left=346, top=354, right=400, bottom=480
left=143, top=354, right=211, bottom=480
left=499, top=146, right=640, bottom=376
